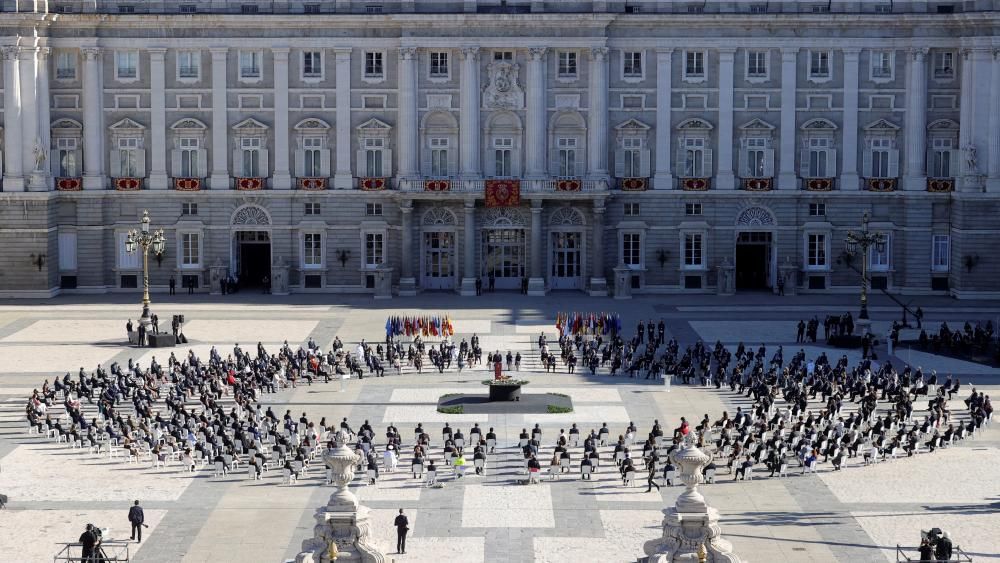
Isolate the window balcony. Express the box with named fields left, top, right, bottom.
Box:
left=113, top=177, right=143, bottom=191
left=235, top=177, right=266, bottom=191
left=741, top=177, right=773, bottom=192
left=617, top=178, right=648, bottom=191
left=927, top=178, right=955, bottom=193
left=55, top=177, right=83, bottom=191
left=865, top=178, right=897, bottom=192
left=679, top=177, right=711, bottom=191
left=173, top=178, right=202, bottom=191
left=803, top=177, right=835, bottom=191
left=297, top=177, right=328, bottom=190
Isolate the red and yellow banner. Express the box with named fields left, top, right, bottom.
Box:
left=424, top=179, right=451, bottom=192
left=360, top=177, right=386, bottom=191
left=174, top=178, right=201, bottom=191
left=485, top=179, right=520, bottom=207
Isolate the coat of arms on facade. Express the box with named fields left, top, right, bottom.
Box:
left=484, top=61, right=524, bottom=110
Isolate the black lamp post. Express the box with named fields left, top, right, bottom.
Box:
left=844, top=211, right=886, bottom=321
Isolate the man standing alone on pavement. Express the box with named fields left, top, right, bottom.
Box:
left=128, top=500, right=145, bottom=543
left=394, top=508, right=409, bottom=554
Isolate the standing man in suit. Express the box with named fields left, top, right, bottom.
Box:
left=128, top=499, right=145, bottom=543
left=393, top=508, right=409, bottom=554
left=137, top=323, right=146, bottom=347
left=168, top=276, right=176, bottom=295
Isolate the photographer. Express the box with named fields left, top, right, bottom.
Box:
left=78, top=524, right=98, bottom=562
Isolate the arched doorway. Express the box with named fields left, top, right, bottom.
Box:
left=548, top=207, right=586, bottom=290
left=481, top=208, right=526, bottom=290
left=230, top=204, right=272, bottom=289
left=734, top=206, right=777, bottom=291
left=420, top=207, right=458, bottom=290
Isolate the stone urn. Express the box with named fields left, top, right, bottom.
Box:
left=643, top=438, right=744, bottom=563
left=296, top=431, right=385, bottom=563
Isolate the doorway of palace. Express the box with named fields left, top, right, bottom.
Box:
left=735, top=231, right=772, bottom=290
left=234, top=230, right=271, bottom=288
left=421, top=231, right=456, bottom=290
left=549, top=231, right=583, bottom=290
left=481, top=228, right=525, bottom=289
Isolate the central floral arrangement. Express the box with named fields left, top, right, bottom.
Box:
left=482, top=376, right=530, bottom=386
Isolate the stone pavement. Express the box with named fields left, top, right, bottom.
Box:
left=0, top=292, right=998, bottom=563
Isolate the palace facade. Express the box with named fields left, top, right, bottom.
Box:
left=1, top=0, right=999, bottom=298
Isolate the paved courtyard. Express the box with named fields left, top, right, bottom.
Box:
left=0, top=292, right=998, bottom=563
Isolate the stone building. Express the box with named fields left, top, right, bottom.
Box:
left=0, top=0, right=998, bottom=298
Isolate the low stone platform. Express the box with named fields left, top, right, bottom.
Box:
left=437, top=392, right=574, bottom=415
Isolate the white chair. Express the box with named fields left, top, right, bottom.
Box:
left=519, top=438, right=529, bottom=448
left=745, top=466, right=754, bottom=481
left=570, top=435, right=580, bottom=448
left=292, top=460, right=304, bottom=478
left=366, top=468, right=378, bottom=485
left=548, top=466, right=559, bottom=481
left=486, top=438, right=497, bottom=453
left=624, top=470, right=636, bottom=487
left=412, top=462, right=424, bottom=478
left=807, top=460, right=818, bottom=473
left=425, top=470, right=437, bottom=486
left=664, top=469, right=677, bottom=486
left=705, top=468, right=716, bottom=484
left=383, top=451, right=398, bottom=472
left=528, top=469, right=540, bottom=484
left=778, top=463, right=788, bottom=477
left=455, top=438, right=466, bottom=450
left=214, top=461, right=225, bottom=478
left=248, top=465, right=258, bottom=480
left=326, top=468, right=334, bottom=485
left=625, top=431, right=636, bottom=444
left=581, top=464, right=593, bottom=479
left=559, top=457, right=571, bottom=473
left=474, top=457, right=486, bottom=474
left=282, top=468, right=295, bottom=485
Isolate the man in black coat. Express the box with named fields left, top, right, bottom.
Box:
left=393, top=508, right=409, bottom=554
left=128, top=499, right=145, bottom=542
left=79, top=524, right=98, bottom=561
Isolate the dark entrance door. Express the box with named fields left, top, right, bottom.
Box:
left=236, top=231, right=271, bottom=288
left=735, top=231, right=771, bottom=290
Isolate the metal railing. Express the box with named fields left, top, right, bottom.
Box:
left=895, top=544, right=972, bottom=562
left=54, top=541, right=130, bottom=563
left=397, top=178, right=608, bottom=193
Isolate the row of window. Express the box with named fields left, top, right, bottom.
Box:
left=179, top=201, right=384, bottom=218
left=620, top=232, right=951, bottom=272
left=49, top=48, right=958, bottom=84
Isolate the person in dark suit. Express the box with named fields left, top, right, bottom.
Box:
left=475, top=277, right=482, bottom=296
left=393, top=508, right=409, bottom=554
left=187, top=277, right=195, bottom=294
left=137, top=323, right=146, bottom=347
left=150, top=314, right=159, bottom=333
left=128, top=499, right=145, bottom=542
left=79, top=524, right=97, bottom=561
left=488, top=271, right=496, bottom=292
left=168, top=276, right=176, bottom=295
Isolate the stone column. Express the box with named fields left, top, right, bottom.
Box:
left=460, top=199, right=477, bottom=296
left=333, top=48, right=353, bottom=189
left=528, top=199, right=546, bottom=295
left=148, top=48, right=169, bottom=190
left=33, top=46, right=51, bottom=191
left=958, top=49, right=975, bottom=190
left=988, top=48, right=1000, bottom=192
left=19, top=46, right=39, bottom=183
left=209, top=48, right=229, bottom=189
left=589, top=202, right=608, bottom=296
left=587, top=47, right=609, bottom=179
left=716, top=48, right=736, bottom=190
left=840, top=48, right=861, bottom=191
left=397, top=47, right=419, bottom=179
left=778, top=48, right=798, bottom=190
left=459, top=47, right=481, bottom=179
left=525, top=47, right=547, bottom=179
left=1, top=47, right=24, bottom=191
left=272, top=47, right=292, bottom=190
left=903, top=48, right=928, bottom=191
left=653, top=48, right=673, bottom=190
left=81, top=47, right=104, bottom=190
left=398, top=202, right=417, bottom=296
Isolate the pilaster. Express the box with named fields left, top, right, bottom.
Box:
left=1, top=47, right=24, bottom=191
left=81, top=47, right=105, bottom=190
left=525, top=47, right=547, bottom=179
left=587, top=47, right=609, bottom=179
left=840, top=48, right=861, bottom=191
left=778, top=48, right=798, bottom=190
left=33, top=46, right=51, bottom=191
left=398, top=201, right=417, bottom=296
left=459, top=47, right=481, bottom=179
left=589, top=202, right=608, bottom=296
left=148, top=48, right=169, bottom=190
left=653, top=48, right=673, bottom=190
left=528, top=199, right=546, bottom=295
left=333, top=47, right=353, bottom=189
left=18, top=46, right=39, bottom=186
left=397, top=47, right=419, bottom=179
left=903, top=48, right=928, bottom=191
left=272, top=47, right=292, bottom=190
left=209, top=47, right=229, bottom=190
left=715, top=47, right=736, bottom=190
left=987, top=48, right=1000, bottom=192
left=460, top=199, right=477, bottom=296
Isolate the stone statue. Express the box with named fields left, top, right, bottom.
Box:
left=32, top=139, right=47, bottom=172
left=964, top=144, right=978, bottom=174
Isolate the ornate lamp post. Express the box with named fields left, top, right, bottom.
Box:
left=844, top=211, right=886, bottom=324
left=125, top=210, right=166, bottom=331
